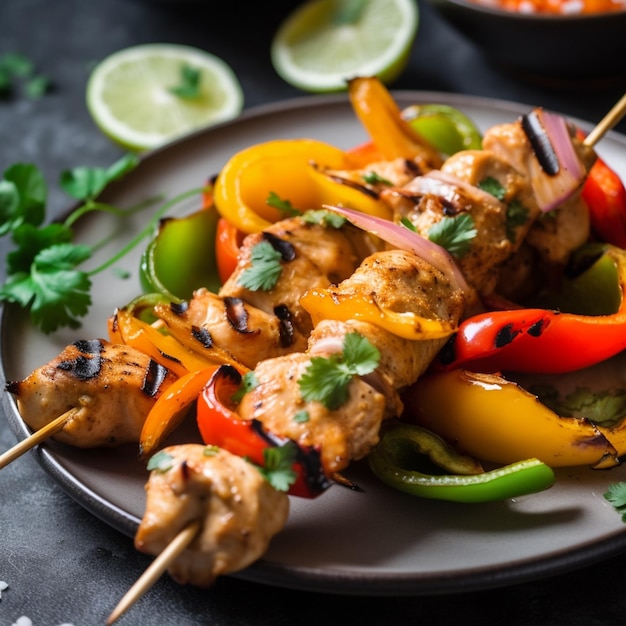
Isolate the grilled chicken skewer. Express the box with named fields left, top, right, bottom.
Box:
left=124, top=106, right=602, bottom=597
left=2, top=215, right=379, bottom=465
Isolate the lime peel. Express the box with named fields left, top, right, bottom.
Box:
left=271, top=0, right=419, bottom=93
left=86, top=43, right=244, bottom=151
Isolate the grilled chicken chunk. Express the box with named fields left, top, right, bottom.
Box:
left=135, top=444, right=289, bottom=587
left=153, top=215, right=380, bottom=369
left=381, top=165, right=534, bottom=297
left=238, top=248, right=468, bottom=476
left=219, top=215, right=374, bottom=339
left=237, top=352, right=388, bottom=476
left=6, top=339, right=177, bottom=447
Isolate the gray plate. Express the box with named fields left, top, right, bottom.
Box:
left=3, top=92, right=626, bottom=595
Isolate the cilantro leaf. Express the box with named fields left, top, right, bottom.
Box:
left=604, top=482, right=626, bottom=522
left=147, top=450, right=175, bottom=472
left=0, top=163, right=47, bottom=233
left=0, top=53, right=51, bottom=99
left=1, top=243, right=92, bottom=333
left=427, top=213, right=477, bottom=258
left=342, top=330, right=381, bottom=375
left=298, top=332, right=380, bottom=410
left=238, top=240, right=283, bottom=291
left=303, top=209, right=346, bottom=228
left=362, top=171, right=392, bottom=186
left=258, top=443, right=298, bottom=492
left=60, top=153, right=140, bottom=201
left=6, top=222, right=73, bottom=274
left=232, top=371, right=259, bottom=403
left=478, top=176, right=506, bottom=200
left=506, top=200, right=530, bottom=242
left=267, top=191, right=300, bottom=217
left=168, top=63, right=202, bottom=100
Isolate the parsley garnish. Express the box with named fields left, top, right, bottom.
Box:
left=427, top=213, right=477, bottom=258
left=605, top=482, right=626, bottom=522
left=267, top=191, right=300, bottom=217
left=257, top=443, right=298, bottom=492
left=238, top=240, right=283, bottom=291
left=168, top=63, right=202, bottom=100
left=298, top=332, right=380, bottom=410
left=303, top=209, right=346, bottom=229
left=0, top=154, right=205, bottom=333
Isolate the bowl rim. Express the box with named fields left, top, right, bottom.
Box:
left=431, top=0, right=626, bottom=21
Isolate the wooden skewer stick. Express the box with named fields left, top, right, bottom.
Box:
left=0, top=407, right=78, bottom=470
left=107, top=519, right=202, bottom=625
left=584, top=92, right=626, bottom=148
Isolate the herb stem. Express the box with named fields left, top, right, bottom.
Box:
left=86, top=187, right=205, bottom=276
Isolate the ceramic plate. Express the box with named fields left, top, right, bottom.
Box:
left=3, top=92, right=626, bottom=596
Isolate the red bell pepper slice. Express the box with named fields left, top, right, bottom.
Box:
left=577, top=128, right=626, bottom=249
left=215, top=217, right=245, bottom=284
left=431, top=244, right=626, bottom=374
left=582, top=157, right=626, bottom=249
left=197, top=364, right=331, bottom=498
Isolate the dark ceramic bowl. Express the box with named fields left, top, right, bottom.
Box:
left=429, top=0, right=626, bottom=85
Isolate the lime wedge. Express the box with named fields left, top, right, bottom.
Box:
left=271, top=0, right=419, bottom=93
left=86, top=43, right=244, bottom=151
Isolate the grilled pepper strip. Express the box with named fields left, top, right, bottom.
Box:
left=348, top=76, right=443, bottom=165
left=213, top=138, right=357, bottom=235
left=405, top=369, right=625, bottom=469
left=368, top=423, right=555, bottom=503
left=300, top=288, right=457, bottom=341
left=197, top=364, right=331, bottom=499
left=433, top=244, right=626, bottom=374
left=140, top=365, right=218, bottom=459
left=108, top=305, right=225, bottom=377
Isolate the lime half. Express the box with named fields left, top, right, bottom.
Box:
left=271, top=0, right=419, bottom=93
left=86, top=43, right=244, bottom=151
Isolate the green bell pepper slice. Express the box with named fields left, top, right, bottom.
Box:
left=140, top=205, right=221, bottom=301
left=402, top=103, right=483, bottom=156
left=368, top=422, right=556, bottom=503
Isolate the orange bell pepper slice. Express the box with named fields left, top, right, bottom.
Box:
left=140, top=365, right=218, bottom=459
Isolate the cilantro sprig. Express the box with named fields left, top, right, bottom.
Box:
left=478, top=176, right=530, bottom=242
left=256, top=443, right=298, bottom=492
left=168, top=63, right=202, bottom=100
left=237, top=240, right=283, bottom=291
left=0, top=154, right=204, bottom=333
left=0, top=52, right=51, bottom=99
left=605, top=482, right=626, bottom=522
left=298, top=332, right=380, bottom=410
left=427, top=213, right=477, bottom=258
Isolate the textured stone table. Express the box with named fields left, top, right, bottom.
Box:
left=1, top=1, right=625, bottom=625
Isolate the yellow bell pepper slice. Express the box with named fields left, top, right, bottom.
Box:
left=213, top=138, right=352, bottom=234
left=108, top=307, right=224, bottom=377
left=405, top=369, right=625, bottom=469
left=300, top=288, right=457, bottom=340
left=152, top=301, right=248, bottom=371
left=348, top=76, right=443, bottom=164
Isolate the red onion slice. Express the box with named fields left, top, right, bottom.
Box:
left=322, top=204, right=472, bottom=297
left=521, top=108, right=587, bottom=212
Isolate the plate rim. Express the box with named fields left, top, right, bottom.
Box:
left=3, top=90, right=626, bottom=596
